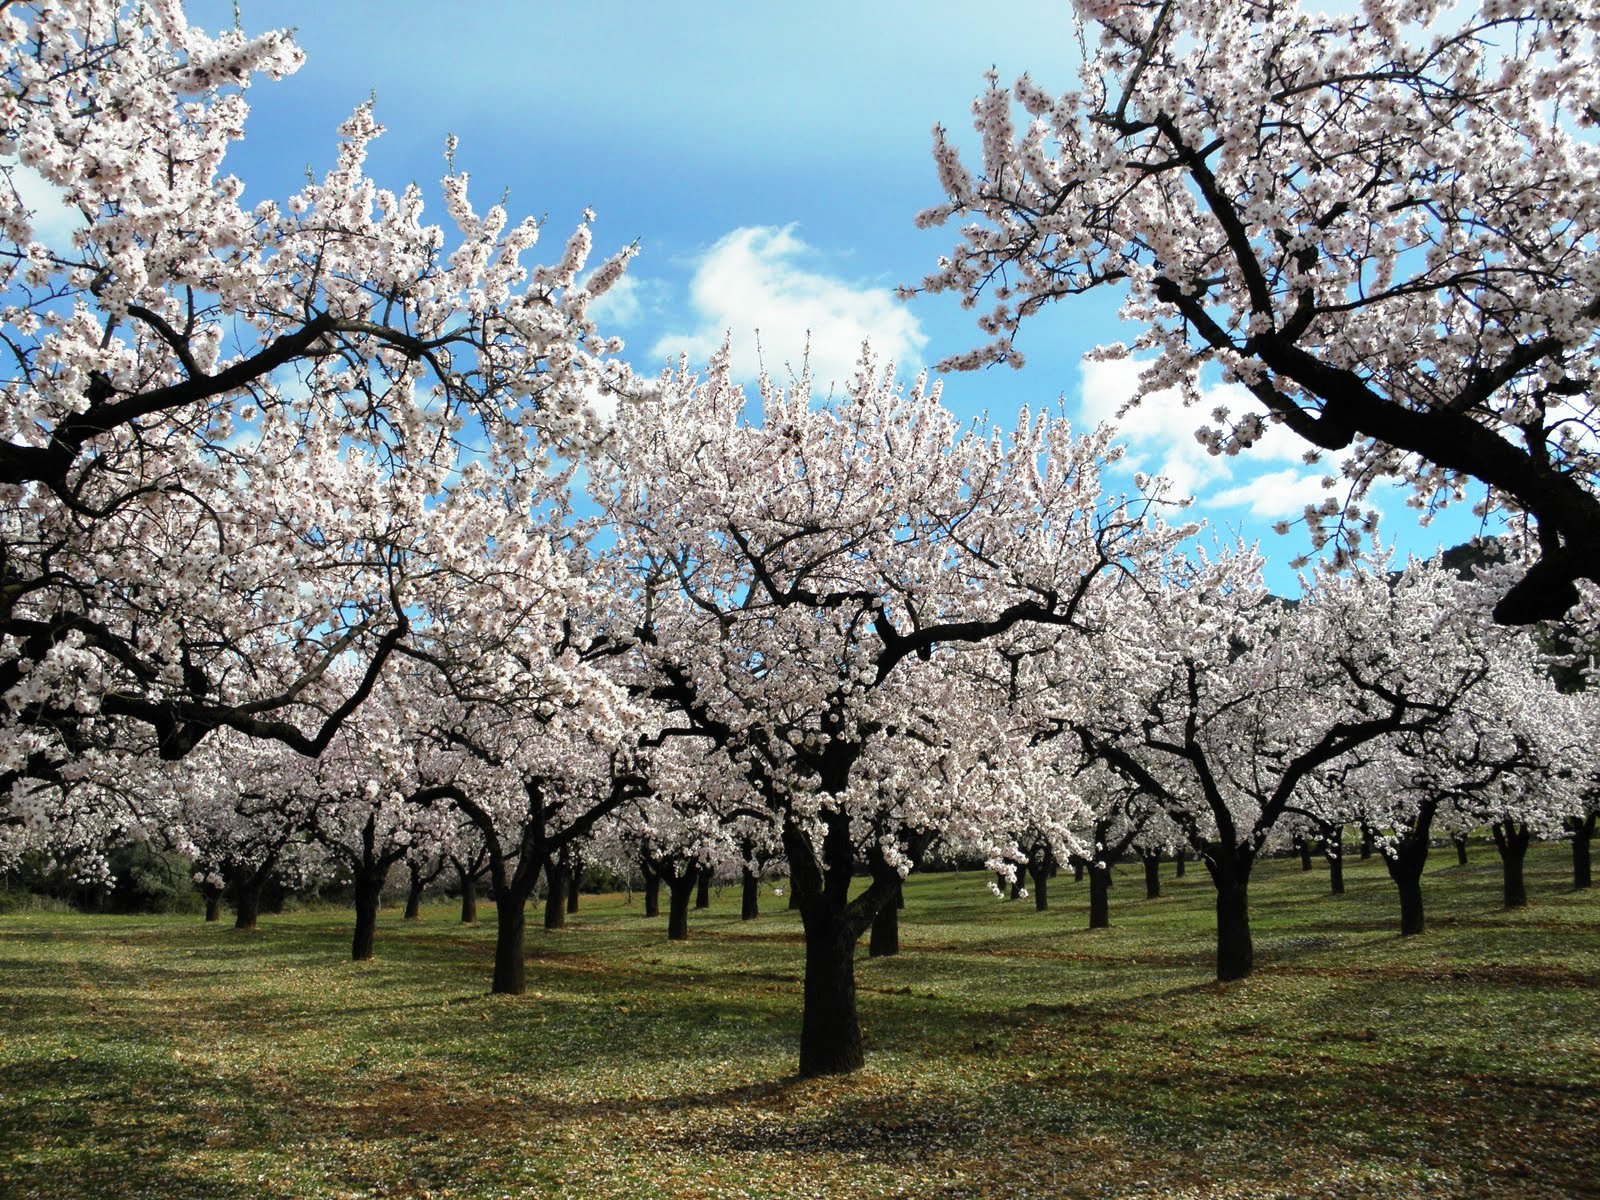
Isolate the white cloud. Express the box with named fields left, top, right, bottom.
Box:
left=652, top=225, right=927, bottom=389
left=587, top=273, right=659, bottom=329
left=1077, top=354, right=1334, bottom=518
left=1208, top=468, right=1334, bottom=519
left=4, top=162, right=84, bottom=251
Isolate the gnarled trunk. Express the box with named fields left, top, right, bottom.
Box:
left=1385, top=844, right=1429, bottom=936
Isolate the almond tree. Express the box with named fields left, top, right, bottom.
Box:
left=0, top=1, right=634, bottom=793
left=604, top=351, right=1182, bottom=1075
left=1042, top=552, right=1487, bottom=980
left=916, top=0, right=1600, bottom=622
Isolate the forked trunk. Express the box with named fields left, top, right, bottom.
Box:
left=1386, top=847, right=1428, bottom=937
left=1491, top=821, right=1529, bottom=910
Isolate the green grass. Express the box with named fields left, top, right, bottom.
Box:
left=1, top=843, right=1596, bottom=1199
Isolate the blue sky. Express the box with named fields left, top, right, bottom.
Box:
left=184, top=0, right=1494, bottom=589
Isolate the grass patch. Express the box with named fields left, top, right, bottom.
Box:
left=1, top=843, right=1596, bottom=1198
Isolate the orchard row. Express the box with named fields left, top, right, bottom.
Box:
left=3, top=1, right=1597, bottom=1078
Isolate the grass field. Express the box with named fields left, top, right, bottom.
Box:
left=1, top=843, right=1596, bottom=1200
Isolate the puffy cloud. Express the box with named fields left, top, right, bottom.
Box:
left=4, top=162, right=84, bottom=251
left=1077, top=355, right=1335, bottom=518
left=652, top=225, right=927, bottom=388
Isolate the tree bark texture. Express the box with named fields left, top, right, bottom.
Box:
left=741, top=867, right=760, bottom=921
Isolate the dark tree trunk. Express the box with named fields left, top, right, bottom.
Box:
left=1027, top=859, right=1049, bottom=911
left=492, top=896, right=527, bottom=994
left=404, top=873, right=424, bottom=921
left=1570, top=814, right=1595, bottom=890
left=352, top=872, right=383, bottom=961
left=1071, top=857, right=1085, bottom=883
left=543, top=858, right=567, bottom=931
left=1296, top=836, right=1313, bottom=871
left=868, top=884, right=900, bottom=957
left=1142, top=851, right=1161, bottom=900
left=459, top=870, right=478, bottom=925
left=233, top=879, right=262, bottom=931
left=566, top=850, right=581, bottom=914
left=1454, top=833, right=1469, bottom=866
left=896, top=885, right=905, bottom=909
left=1213, top=869, right=1252, bottom=981
left=1009, top=872, right=1024, bottom=901
left=1491, top=821, right=1530, bottom=910
left=1385, top=845, right=1428, bottom=936
left=1088, top=863, right=1111, bottom=929
left=201, top=881, right=223, bottom=923
left=788, top=883, right=800, bottom=910
left=695, top=870, right=711, bottom=910
left=1360, top=824, right=1375, bottom=860
left=741, top=867, right=760, bottom=920
left=1174, top=849, right=1186, bottom=879
left=667, top=872, right=696, bottom=941
left=797, top=900, right=865, bottom=1077
left=1324, top=826, right=1344, bottom=896
left=641, top=861, right=661, bottom=918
